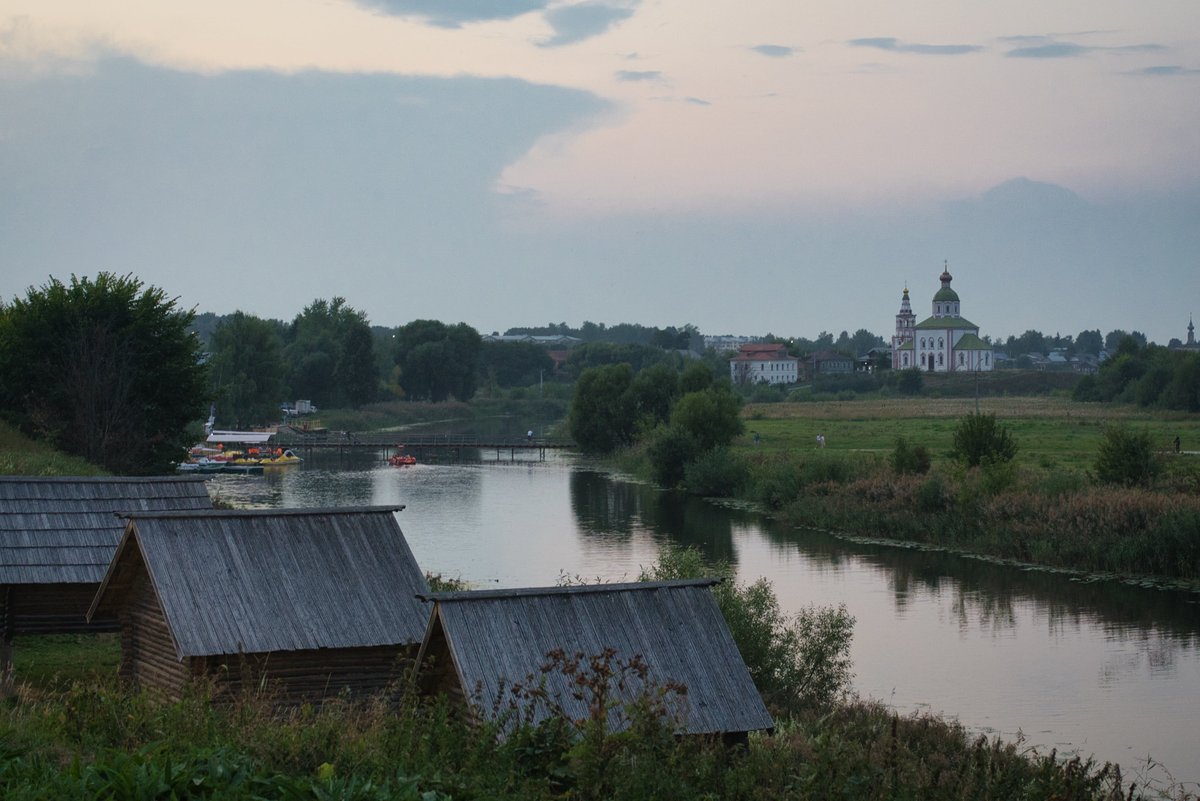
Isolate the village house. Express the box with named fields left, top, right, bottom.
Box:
left=0, top=475, right=213, bottom=690
left=729, top=343, right=800, bottom=385
left=413, top=579, right=774, bottom=741
left=810, top=350, right=855, bottom=375
left=87, top=506, right=429, bottom=703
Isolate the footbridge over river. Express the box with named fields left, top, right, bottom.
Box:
left=272, top=430, right=574, bottom=462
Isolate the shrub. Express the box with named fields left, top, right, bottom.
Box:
left=645, top=425, right=701, bottom=488
left=889, top=436, right=931, bottom=475
left=682, top=447, right=746, bottom=497
left=1094, top=425, right=1159, bottom=487
left=950, top=412, right=1017, bottom=467
left=915, top=475, right=951, bottom=513
left=641, top=546, right=855, bottom=712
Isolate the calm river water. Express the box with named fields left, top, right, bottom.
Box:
left=208, top=449, right=1200, bottom=791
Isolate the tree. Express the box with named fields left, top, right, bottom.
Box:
left=950, top=412, right=1017, bottom=468
left=393, top=320, right=482, bottom=402
left=0, top=273, right=208, bottom=474
left=670, top=385, right=743, bottom=451
left=284, top=297, right=378, bottom=408
left=478, top=341, right=554, bottom=389
left=1075, top=329, right=1103, bottom=356
left=568, top=363, right=636, bottom=453
left=1094, top=425, right=1158, bottom=487
left=207, top=312, right=286, bottom=426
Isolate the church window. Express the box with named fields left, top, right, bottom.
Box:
left=939, top=338, right=944, bottom=349
left=985, top=353, right=990, bottom=366
left=938, top=353, right=944, bottom=366
left=903, top=354, right=909, bottom=366
left=920, top=338, right=925, bottom=349
left=958, top=353, right=964, bottom=365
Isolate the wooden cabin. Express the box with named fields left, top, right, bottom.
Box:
left=0, top=476, right=213, bottom=688
left=413, top=579, right=774, bottom=739
left=87, top=506, right=430, bottom=703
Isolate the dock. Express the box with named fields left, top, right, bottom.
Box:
left=272, top=431, right=574, bottom=462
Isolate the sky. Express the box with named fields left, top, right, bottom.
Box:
left=1, top=0, right=1198, bottom=344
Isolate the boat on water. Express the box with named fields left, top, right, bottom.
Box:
left=389, top=448, right=417, bottom=467
left=176, top=430, right=302, bottom=473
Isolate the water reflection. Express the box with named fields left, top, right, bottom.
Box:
left=569, top=470, right=740, bottom=564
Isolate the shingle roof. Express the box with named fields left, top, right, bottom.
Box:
left=0, top=476, right=213, bottom=585
left=418, top=580, right=773, bottom=736
left=953, top=333, right=991, bottom=350
left=89, top=506, right=430, bottom=658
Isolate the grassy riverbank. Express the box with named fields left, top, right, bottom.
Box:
left=723, top=398, right=1200, bottom=585
left=2, top=635, right=1160, bottom=801
left=0, top=420, right=107, bottom=477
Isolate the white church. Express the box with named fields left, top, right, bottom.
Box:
left=891, top=264, right=994, bottom=372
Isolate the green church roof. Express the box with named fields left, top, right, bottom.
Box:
left=897, top=340, right=914, bottom=351
left=933, top=287, right=960, bottom=302
left=915, top=316, right=978, bottom=331
left=953, top=333, right=991, bottom=350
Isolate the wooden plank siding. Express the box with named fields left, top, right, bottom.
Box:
left=414, top=580, right=774, bottom=737
left=90, top=506, right=431, bottom=705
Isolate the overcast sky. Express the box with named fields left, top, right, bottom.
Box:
left=2, top=1, right=1198, bottom=344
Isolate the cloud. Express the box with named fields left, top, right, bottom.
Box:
left=0, top=57, right=610, bottom=324
left=1005, top=40, right=1165, bottom=59
left=752, top=45, right=795, bottom=58
left=540, top=2, right=637, bottom=48
left=353, top=0, right=548, bottom=27
left=1129, top=65, right=1200, bottom=76
left=615, top=70, right=662, bottom=82
left=848, top=37, right=981, bottom=56
left=684, top=96, right=710, bottom=106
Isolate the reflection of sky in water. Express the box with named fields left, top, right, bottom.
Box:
left=204, top=457, right=1200, bottom=790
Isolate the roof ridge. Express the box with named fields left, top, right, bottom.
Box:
left=121, top=505, right=404, bottom=520
left=420, top=578, right=721, bottom=602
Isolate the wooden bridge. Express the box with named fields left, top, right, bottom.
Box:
left=273, top=431, right=574, bottom=462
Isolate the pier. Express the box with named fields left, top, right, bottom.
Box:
left=273, top=431, right=573, bottom=462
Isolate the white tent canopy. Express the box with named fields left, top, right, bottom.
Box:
left=206, top=430, right=275, bottom=445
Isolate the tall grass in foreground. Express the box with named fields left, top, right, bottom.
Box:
left=0, top=420, right=107, bottom=477
left=1, top=669, right=1165, bottom=800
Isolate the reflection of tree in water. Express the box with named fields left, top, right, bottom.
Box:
left=568, top=470, right=738, bottom=565
left=758, top=522, right=1200, bottom=646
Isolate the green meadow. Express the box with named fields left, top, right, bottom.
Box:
left=736, top=397, right=1200, bottom=474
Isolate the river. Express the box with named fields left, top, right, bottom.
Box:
left=207, top=448, right=1200, bottom=792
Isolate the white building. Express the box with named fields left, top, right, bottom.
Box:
left=892, top=265, right=993, bottom=372
left=729, top=343, right=800, bottom=385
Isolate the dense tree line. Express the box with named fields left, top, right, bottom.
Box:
left=1073, top=337, right=1200, bottom=411
left=504, top=321, right=699, bottom=350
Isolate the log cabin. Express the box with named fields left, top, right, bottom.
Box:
left=0, top=475, right=213, bottom=689
left=413, top=579, right=773, bottom=740
left=88, top=506, right=430, bottom=703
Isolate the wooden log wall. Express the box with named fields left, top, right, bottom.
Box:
left=120, top=572, right=189, bottom=697
left=197, top=645, right=419, bottom=705
left=1, top=583, right=118, bottom=636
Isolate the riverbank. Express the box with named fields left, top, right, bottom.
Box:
left=614, top=397, right=1200, bottom=586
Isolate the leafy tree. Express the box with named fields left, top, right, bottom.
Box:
left=207, top=312, right=286, bottom=426
left=478, top=341, right=554, bottom=389
left=679, top=361, right=714, bottom=394
left=950, top=412, right=1017, bottom=468
left=1105, top=329, right=1147, bottom=352
left=392, top=320, right=482, bottom=402
left=1075, top=329, right=1103, bottom=356
left=670, top=385, right=743, bottom=451
left=1095, top=425, right=1158, bottom=487
left=0, top=273, right=208, bottom=474
left=564, top=342, right=672, bottom=376
left=284, top=297, right=378, bottom=408
left=895, top=368, right=924, bottom=395
left=628, top=363, right=680, bottom=429
left=645, top=424, right=701, bottom=487
left=568, top=363, right=636, bottom=453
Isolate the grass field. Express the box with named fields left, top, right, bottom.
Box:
left=0, top=420, right=106, bottom=477
left=737, top=398, right=1200, bottom=473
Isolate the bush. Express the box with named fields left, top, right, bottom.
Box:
left=1094, top=425, right=1159, bottom=487
left=950, top=412, right=1017, bottom=467
left=645, top=425, right=701, bottom=488
left=889, top=436, right=931, bottom=475
left=641, top=546, right=855, bottom=712
left=682, top=447, right=747, bottom=497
